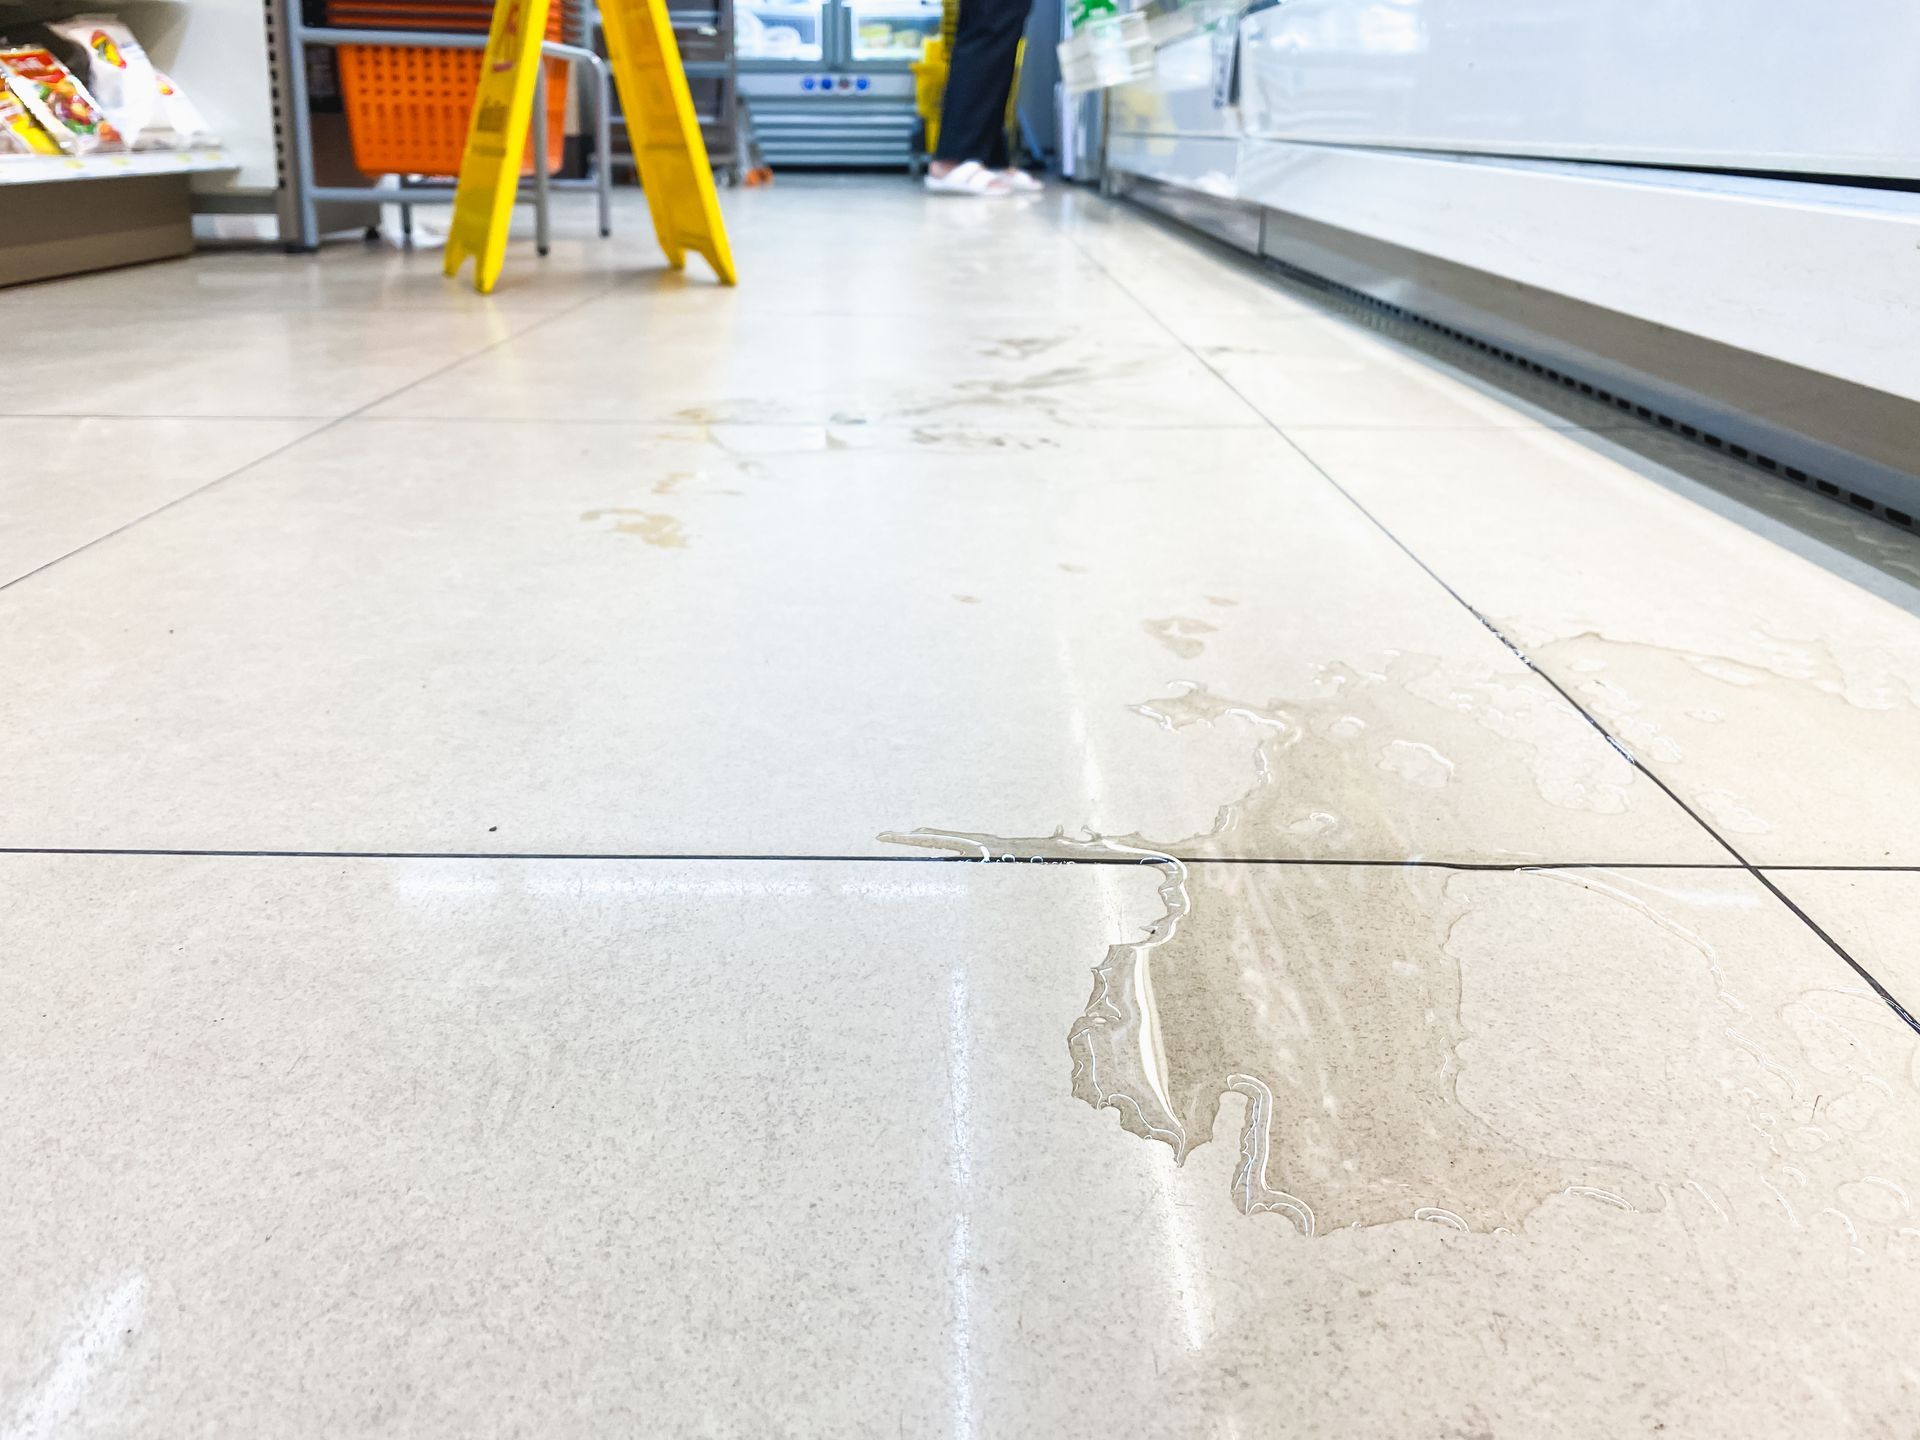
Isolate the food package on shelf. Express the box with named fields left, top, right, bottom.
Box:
left=45, top=16, right=215, bottom=149
left=0, top=45, right=122, bottom=153
left=151, top=69, right=216, bottom=147
left=0, top=84, right=62, bottom=154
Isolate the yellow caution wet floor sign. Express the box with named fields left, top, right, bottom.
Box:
left=444, top=0, right=553, bottom=295
left=446, top=0, right=735, bottom=293
left=602, top=0, right=737, bottom=285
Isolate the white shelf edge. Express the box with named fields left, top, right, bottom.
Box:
left=0, top=147, right=236, bottom=187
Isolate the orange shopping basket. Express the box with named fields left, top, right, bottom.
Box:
left=330, top=0, right=572, bottom=176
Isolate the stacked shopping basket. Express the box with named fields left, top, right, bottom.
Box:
left=329, top=0, right=576, bottom=174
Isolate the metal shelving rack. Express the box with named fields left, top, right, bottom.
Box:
left=0, top=0, right=243, bottom=285
left=272, top=0, right=618, bottom=250
left=601, top=2, right=739, bottom=184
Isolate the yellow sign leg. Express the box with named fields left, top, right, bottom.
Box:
left=445, top=0, right=553, bottom=294
left=599, top=0, right=737, bottom=285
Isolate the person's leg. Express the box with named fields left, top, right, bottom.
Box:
left=985, top=107, right=1011, bottom=170
left=981, top=35, right=1017, bottom=170
left=931, top=0, right=1030, bottom=171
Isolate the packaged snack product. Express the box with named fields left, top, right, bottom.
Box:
left=46, top=15, right=153, bottom=144
left=150, top=68, right=216, bottom=147
left=0, top=45, right=122, bottom=153
left=0, top=84, right=62, bottom=155
left=45, top=16, right=213, bottom=148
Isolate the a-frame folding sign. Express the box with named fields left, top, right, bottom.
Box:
left=445, top=0, right=736, bottom=294
left=598, top=0, right=736, bottom=285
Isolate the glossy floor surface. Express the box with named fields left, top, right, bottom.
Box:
left=4, top=180, right=1920, bottom=1438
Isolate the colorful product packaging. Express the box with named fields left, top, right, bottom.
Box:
left=0, top=84, right=62, bottom=155
left=151, top=68, right=216, bottom=147
left=0, top=45, right=123, bottom=153
left=45, top=16, right=215, bottom=149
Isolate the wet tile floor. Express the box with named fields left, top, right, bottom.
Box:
left=3, top=178, right=1920, bottom=1437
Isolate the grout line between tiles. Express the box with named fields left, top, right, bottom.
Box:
left=346, top=415, right=1262, bottom=428
left=339, top=414, right=1606, bottom=434
left=0, top=414, right=340, bottom=423
left=0, top=305, right=612, bottom=322
left=1060, top=203, right=1920, bottom=1035
left=341, top=417, right=1275, bottom=434
left=0, top=424, right=328, bottom=596
left=0, top=844, right=1819, bottom=869
left=9, top=844, right=1918, bottom=873
left=0, top=288, right=617, bottom=599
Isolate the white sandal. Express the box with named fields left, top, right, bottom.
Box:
left=999, top=168, right=1043, bottom=193
left=924, top=160, right=1013, bottom=196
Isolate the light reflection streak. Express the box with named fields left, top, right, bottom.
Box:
left=1057, top=632, right=1216, bottom=1357
left=944, top=965, right=977, bottom=1440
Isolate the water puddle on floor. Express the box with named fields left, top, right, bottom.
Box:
left=1142, top=617, right=1217, bottom=659
left=1532, top=625, right=1920, bottom=837
left=579, top=508, right=688, bottom=548
left=894, top=356, right=1156, bottom=428
left=979, top=336, right=1068, bottom=362
left=884, top=826, right=1648, bottom=1235
left=883, top=653, right=1920, bottom=1243
left=907, top=429, right=1060, bottom=452
left=1119, top=657, right=1638, bottom=839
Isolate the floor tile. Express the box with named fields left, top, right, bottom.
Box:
left=7, top=173, right=1914, bottom=1439
left=0, top=419, right=1717, bottom=861
left=626, top=233, right=1142, bottom=319
left=1050, top=191, right=1322, bottom=323
left=0, top=308, right=532, bottom=418
left=0, top=417, right=324, bottom=586
left=1288, top=424, right=1920, bottom=864
left=616, top=190, right=1147, bottom=318
left=1592, top=427, right=1920, bottom=597
left=0, top=239, right=632, bottom=316
left=1175, top=308, right=1612, bottom=430
left=368, top=292, right=1256, bottom=428
left=0, top=190, right=1124, bottom=322
left=1044, top=191, right=1661, bottom=434
left=1762, top=869, right=1920, bottom=1012
left=2, top=856, right=1916, bottom=1437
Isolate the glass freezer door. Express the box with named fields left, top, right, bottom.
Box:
left=737, top=0, right=829, bottom=63
left=845, top=0, right=940, bottom=65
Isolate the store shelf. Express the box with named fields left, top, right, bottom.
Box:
left=1058, top=14, right=1152, bottom=95
left=0, top=147, right=237, bottom=187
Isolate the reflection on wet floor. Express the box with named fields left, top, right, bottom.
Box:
left=1084, top=862, right=1650, bottom=1235
left=889, top=584, right=1920, bottom=1239
left=578, top=507, right=690, bottom=547
left=1532, top=627, right=1920, bottom=840
left=889, top=821, right=1920, bottom=1246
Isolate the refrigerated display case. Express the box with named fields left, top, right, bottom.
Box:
left=1099, top=0, right=1920, bottom=526
left=737, top=0, right=940, bottom=166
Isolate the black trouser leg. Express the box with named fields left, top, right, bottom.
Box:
left=986, top=113, right=1010, bottom=169
left=934, top=0, right=1031, bottom=165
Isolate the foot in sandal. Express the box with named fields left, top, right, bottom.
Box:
left=924, top=160, right=1013, bottom=196
left=998, top=168, right=1043, bottom=193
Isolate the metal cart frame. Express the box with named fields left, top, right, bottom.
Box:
left=275, top=0, right=618, bottom=252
